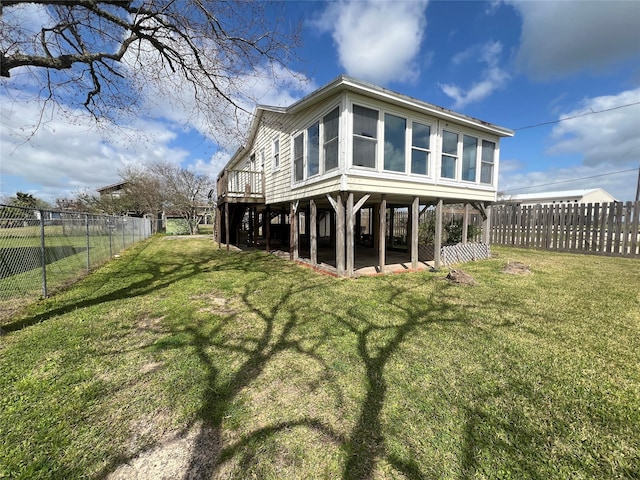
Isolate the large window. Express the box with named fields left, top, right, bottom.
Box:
left=292, top=106, right=340, bottom=183
left=383, top=113, right=406, bottom=172
left=293, top=134, right=304, bottom=182
left=481, top=140, right=495, bottom=184
left=352, top=105, right=378, bottom=168
left=323, top=107, right=339, bottom=171
left=307, top=121, right=320, bottom=177
left=411, top=122, right=430, bottom=175
left=441, top=130, right=458, bottom=179
left=462, top=135, right=477, bottom=182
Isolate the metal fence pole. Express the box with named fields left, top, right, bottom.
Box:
left=109, top=217, right=113, bottom=257
left=39, top=209, right=48, bottom=298
left=85, top=213, right=90, bottom=272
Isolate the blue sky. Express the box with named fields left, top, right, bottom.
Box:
left=1, top=0, right=639, bottom=204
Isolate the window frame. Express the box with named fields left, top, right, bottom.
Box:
left=306, top=121, right=320, bottom=178
left=480, top=139, right=496, bottom=185
left=351, top=103, right=379, bottom=170
left=383, top=112, right=407, bottom=173
left=440, top=129, right=459, bottom=180
left=323, top=106, right=340, bottom=173
left=410, top=120, right=432, bottom=177
left=350, top=102, right=439, bottom=177
left=291, top=104, right=342, bottom=185
left=461, top=134, right=478, bottom=183
left=272, top=137, right=280, bottom=171
left=293, top=133, right=304, bottom=183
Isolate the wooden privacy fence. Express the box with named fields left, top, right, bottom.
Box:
left=491, top=201, right=640, bottom=257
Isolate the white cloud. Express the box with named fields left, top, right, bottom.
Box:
left=548, top=88, right=640, bottom=167
left=440, top=41, right=509, bottom=109
left=190, top=151, right=232, bottom=181
left=0, top=91, right=189, bottom=202
left=313, top=0, right=429, bottom=85
left=508, top=0, right=640, bottom=79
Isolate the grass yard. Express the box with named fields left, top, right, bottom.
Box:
left=1, top=236, right=639, bottom=479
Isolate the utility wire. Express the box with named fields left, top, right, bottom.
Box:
left=514, top=101, right=640, bottom=131
left=502, top=167, right=639, bottom=193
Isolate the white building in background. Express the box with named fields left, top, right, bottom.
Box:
left=498, top=188, right=618, bottom=206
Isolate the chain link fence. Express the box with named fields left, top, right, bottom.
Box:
left=0, top=205, right=152, bottom=321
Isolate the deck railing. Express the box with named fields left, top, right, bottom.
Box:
left=218, top=169, right=264, bottom=200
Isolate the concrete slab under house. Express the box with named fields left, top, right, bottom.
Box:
left=216, top=76, right=514, bottom=277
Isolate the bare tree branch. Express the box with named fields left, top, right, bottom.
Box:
left=1, top=0, right=302, bottom=142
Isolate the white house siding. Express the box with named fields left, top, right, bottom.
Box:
left=259, top=93, right=503, bottom=206
left=345, top=174, right=496, bottom=203
left=219, top=76, right=512, bottom=208
left=264, top=92, right=345, bottom=204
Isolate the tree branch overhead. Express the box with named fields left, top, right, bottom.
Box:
left=1, top=0, right=301, bottom=140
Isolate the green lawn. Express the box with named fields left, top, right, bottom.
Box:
left=1, top=237, right=638, bottom=479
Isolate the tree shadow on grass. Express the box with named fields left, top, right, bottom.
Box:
left=179, top=272, right=347, bottom=478
left=175, top=265, right=471, bottom=479
left=334, top=278, right=463, bottom=480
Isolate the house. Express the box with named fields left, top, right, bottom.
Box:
left=498, top=188, right=618, bottom=206
left=97, top=181, right=128, bottom=199
left=216, top=75, right=514, bottom=276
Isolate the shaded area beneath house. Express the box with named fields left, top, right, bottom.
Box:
left=235, top=240, right=434, bottom=277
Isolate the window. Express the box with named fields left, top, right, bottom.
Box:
left=383, top=113, right=406, bottom=172
left=293, top=134, right=304, bottom=182
left=273, top=138, right=280, bottom=170
left=441, top=130, right=458, bottom=179
left=481, top=140, right=495, bottom=184
left=249, top=153, right=255, bottom=171
left=411, top=122, right=430, bottom=175
left=352, top=105, right=378, bottom=168
left=462, top=135, right=477, bottom=182
left=323, top=107, right=339, bottom=171
left=260, top=149, right=265, bottom=170
left=307, top=122, right=320, bottom=177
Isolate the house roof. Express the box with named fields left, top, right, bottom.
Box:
left=97, top=181, right=128, bottom=194
left=219, top=75, right=514, bottom=179
left=498, top=188, right=618, bottom=203
left=270, top=75, right=514, bottom=137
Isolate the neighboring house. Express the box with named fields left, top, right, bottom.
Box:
left=498, top=188, right=618, bottom=206
left=216, top=75, right=514, bottom=276
left=97, top=181, right=128, bottom=199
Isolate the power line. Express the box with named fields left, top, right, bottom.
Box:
left=514, top=101, right=640, bottom=131
left=502, top=167, right=639, bottom=193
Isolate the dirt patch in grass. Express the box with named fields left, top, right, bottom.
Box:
left=446, top=269, right=476, bottom=285
left=191, top=292, right=236, bottom=316
left=503, top=261, right=532, bottom=275
left=136, top=314, right=165, bottom=333
left=139, top=361, right=163, bottom=374
left=107, top=424, right=220, bottom=480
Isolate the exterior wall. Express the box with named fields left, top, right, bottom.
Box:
left=582, top=189, right=617, bottom=204
left=342, top=91, right=501, bottom=192
left=263, top=91, right=501, bottom=205
left=273, top=92, right=345, bottom=204
left=221, top=81, right=507, bottom=208
left=499, top=188, right=618, bottom=206
left=345, top=174, right=496, bottom=203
